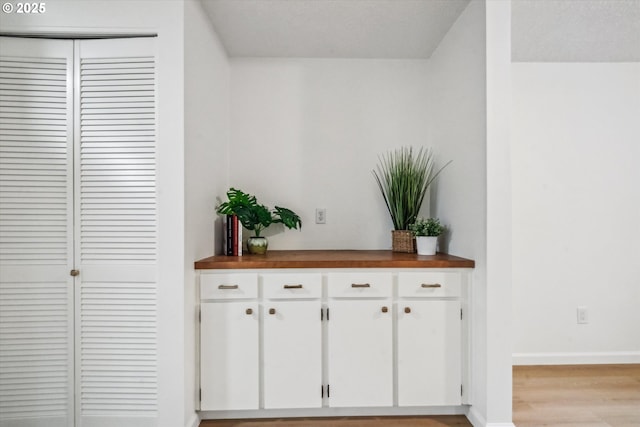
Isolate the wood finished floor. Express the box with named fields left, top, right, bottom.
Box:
left=200, top=416, right=471, bottom=427
left=200, top=364, right=640, bottom=427
left=513, top=364, right=640, bottom=427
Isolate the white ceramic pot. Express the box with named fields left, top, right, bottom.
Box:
left=246, top=236, right=268, bottom=254
left=416, top=236, right=438, bottom=255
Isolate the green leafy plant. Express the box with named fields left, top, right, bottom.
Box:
left=409, top=217, right=444, bottom=237
left=216, top=188, right=302, bottom=237
left=373, top=146, right=451, bottom=230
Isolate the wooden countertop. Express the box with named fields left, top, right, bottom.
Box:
left=194, top=250, right=475, bottom=270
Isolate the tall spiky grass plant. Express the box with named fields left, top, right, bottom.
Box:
left=373, top=146, right=451, bottom=230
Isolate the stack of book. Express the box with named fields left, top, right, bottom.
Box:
left=224, top=215, right=243, bottom=256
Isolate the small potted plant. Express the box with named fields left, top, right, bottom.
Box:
left=409, top=217, right=444, bottom=255
left=216, top=188, right=302, bottom=254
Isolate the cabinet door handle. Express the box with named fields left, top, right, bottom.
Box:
left=381, top=306, right=388, bottom=313
left=246, top=308, right=253, bottom=315
left=218, top=284, right=239, bottom=290
left=70, top=269, right=80, bottom=277
left=269, top=308, right=276, bottom=315
left=404, top=307, right=411, bottom=314
left=284, top=284, right=303, bottom=289
left=351, top=283, right=371, bottom=288
left=421, top=283, right=441, bottom=288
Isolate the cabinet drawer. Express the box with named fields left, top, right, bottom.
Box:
left=200, top=273, right=258, bottom=300
left=262, top=273, right=322, bottom=299
left=397, top=272, right=461, bottom=298
left=327, top=272, right=392, bottom=298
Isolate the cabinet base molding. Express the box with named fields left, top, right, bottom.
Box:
left=200, top=405, right=469, bottom=420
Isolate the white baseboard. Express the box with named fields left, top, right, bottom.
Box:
left=466, top=407, right=515, bottom=427
left=466, top=406, right=486, bottom=427
left=513, top=351, right=640, bottom=365
left=186, top=413, right=200, bottom=427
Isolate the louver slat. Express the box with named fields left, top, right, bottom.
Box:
left=0, top=37, right=74, bottom=426
left=77, top=38, right=158, bottom=425
left=79, top=55, right=156, bottom=264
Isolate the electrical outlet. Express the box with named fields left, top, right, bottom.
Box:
left=315, top=208, right=326, bottom=224
left=577, top=306, right=588, bottom=324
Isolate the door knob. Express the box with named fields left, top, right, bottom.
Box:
left=381, top=306, right=388, bottom=313
left=269, top=308, right=276, bottom=315
left=246, top=308, right=253, bottom=315
left=70, top=269, right=80, bottom=277
left=404, top=307, right=411, bottom=314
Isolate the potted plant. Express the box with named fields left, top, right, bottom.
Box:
left=216, top=188, right=302, bottom=254
left=373, top=146, right=450, bottom=252
left=409, top=217, right=444, bottom=255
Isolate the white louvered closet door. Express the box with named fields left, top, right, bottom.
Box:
left=75, top=38, right=157, bottom=427
left=0, top=37, right=75, bottom=427
left=0, top=36, right=158, bottom=427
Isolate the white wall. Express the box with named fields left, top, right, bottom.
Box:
left=184, top=0, right=230, bottom=425
left=512, top=63, right=640, bottom=365
left=428, top=2, right=514, bottom=426
left=484, top=1, right=513, bottom=424
left=228, top=2, right=514, bottom=426
left=1, top=2, right=187, bottom=426
left=229, top=58, right=430, bottom=249
left=426, top=1, right=490, bottom=424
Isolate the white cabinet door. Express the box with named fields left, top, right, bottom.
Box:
left=327, top=300, right=393, bottom=407
left=200, top=302, right=259, bottom=410
left=263, top=301, right=322, bottom=409
left=0, top=37, right=75, bottom=427
left=76, top=37, right=159, bottom=427
left=397, top=300, right=461, bottom=406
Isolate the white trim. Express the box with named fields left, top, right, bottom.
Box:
left=466, top=407, right=516, bottom=427
left=513, top=351, right=640, bottom=365
left=200, top=405, right=468, bottom=420
left=0, top=25, right=157, bottom=37
left=466, top=406, right=486, bottom=427
left=185, top=413, right=200, bottom=427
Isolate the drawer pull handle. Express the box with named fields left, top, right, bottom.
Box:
left=421, top=283, right=442, bottom=288
left=218, top=284, right=239, bottom=290
left=284, top=284, right=303, bottom=289
left=405, top=307, right=411, bottom=314
left=246, top=308, right=253, bottom=315
left=381, top=306, right=388, bottom=313
left=269, top=308, right=276, bottom=315
left=352, top=283, right=371, bottom=288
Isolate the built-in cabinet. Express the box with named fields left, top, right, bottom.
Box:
left=196, top=252, right=473, bottom=418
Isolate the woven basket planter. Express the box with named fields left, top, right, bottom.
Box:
left=391, top=230, right=416, bottom=253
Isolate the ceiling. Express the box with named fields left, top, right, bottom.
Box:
left=200, top=0, right=640, bottom=61
left=512, top=0, right=640, bottom=62
left=200, top=0, right=470, bottom=59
